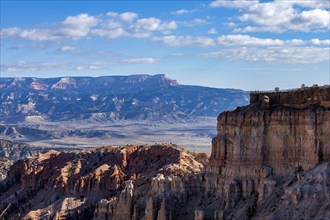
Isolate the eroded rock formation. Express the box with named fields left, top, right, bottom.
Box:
left=0, top=144, right=207, bottom=219
left=0, top=86, right=329, bottom=219
left=203, top=86, right=330, bottom=219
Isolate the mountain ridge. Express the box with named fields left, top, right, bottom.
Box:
left=1, top=74, right=248, bottom=123
left=1, top=74, right=179, bottom=93
left=1, top=75, right=248, bottom=149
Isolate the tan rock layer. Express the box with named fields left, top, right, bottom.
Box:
left=210, top=108, right=329, bottom=176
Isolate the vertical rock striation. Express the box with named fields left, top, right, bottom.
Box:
left=204, top=86, right=330, bottom=219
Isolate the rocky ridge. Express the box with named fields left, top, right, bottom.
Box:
left=0, top=139, right=76, bottom=182
left=0, top=144, right=208, bottom=219
left=0, top=74, right=248, bottom=123
left=0, top=86, right=329, bottom=219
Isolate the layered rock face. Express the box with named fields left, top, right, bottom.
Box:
left=209, top=86, right=330, bottom=178
left=210, top=107, right=329, bottom=175
left=204, top=86, right=330, bottom=219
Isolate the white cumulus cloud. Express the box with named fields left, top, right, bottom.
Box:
left=153, top=35, right=216, bottom=47
left=0, top=12, right=177, bottom=41
left=209, top=0, right=259, bottom=9
left=210, top=0, right=330, bottom=32
left=1, top=27, right=60, bottom=41
left=91, top=28, right=128, bottom=39
left=217, top=35, right=304, bottom=46
left=61, top=14, right=98, bottom=38
left=1, top=55, right=160, bottom=73
left=107, top=11, right=138, bottom=23
left=310, top=38, right=330, bottom=45
left=132, top=18, right=177, bottom=31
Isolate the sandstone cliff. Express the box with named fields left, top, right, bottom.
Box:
left=203, top=86, right=330, bottom=219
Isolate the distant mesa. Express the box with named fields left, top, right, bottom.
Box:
left=0, top=74, right=249, bottom=124
left=0, top=74, right=248, bottom=149
left=51, top=77, right=77, bottom=90
left=30, top=80, right=49, bottom=90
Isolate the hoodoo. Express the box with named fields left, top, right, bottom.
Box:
left=0, top=86, right=329, bottom=219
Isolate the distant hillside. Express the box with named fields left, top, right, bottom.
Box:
left=0, top=139, right=44, bottom=182
left=0, top=139, right=78, bottom=181
left=0, top=74, right=249, bottom=123
left=0, top=75, right=248, bottom=149
left=0, top=139, right=42, bottom=161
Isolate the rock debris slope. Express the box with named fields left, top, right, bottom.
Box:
left=0, top=85, right=329, bottom=219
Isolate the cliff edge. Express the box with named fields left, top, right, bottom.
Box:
left=205, top=85, right=330, bottom=219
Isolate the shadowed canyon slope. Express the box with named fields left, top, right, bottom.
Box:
left=0, top=86, right=329, bottom=219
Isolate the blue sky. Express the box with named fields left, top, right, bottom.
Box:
left=1, top=0, right=329, bottom=90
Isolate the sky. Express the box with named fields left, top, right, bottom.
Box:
left=1, top=0, right=329, bottom=90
